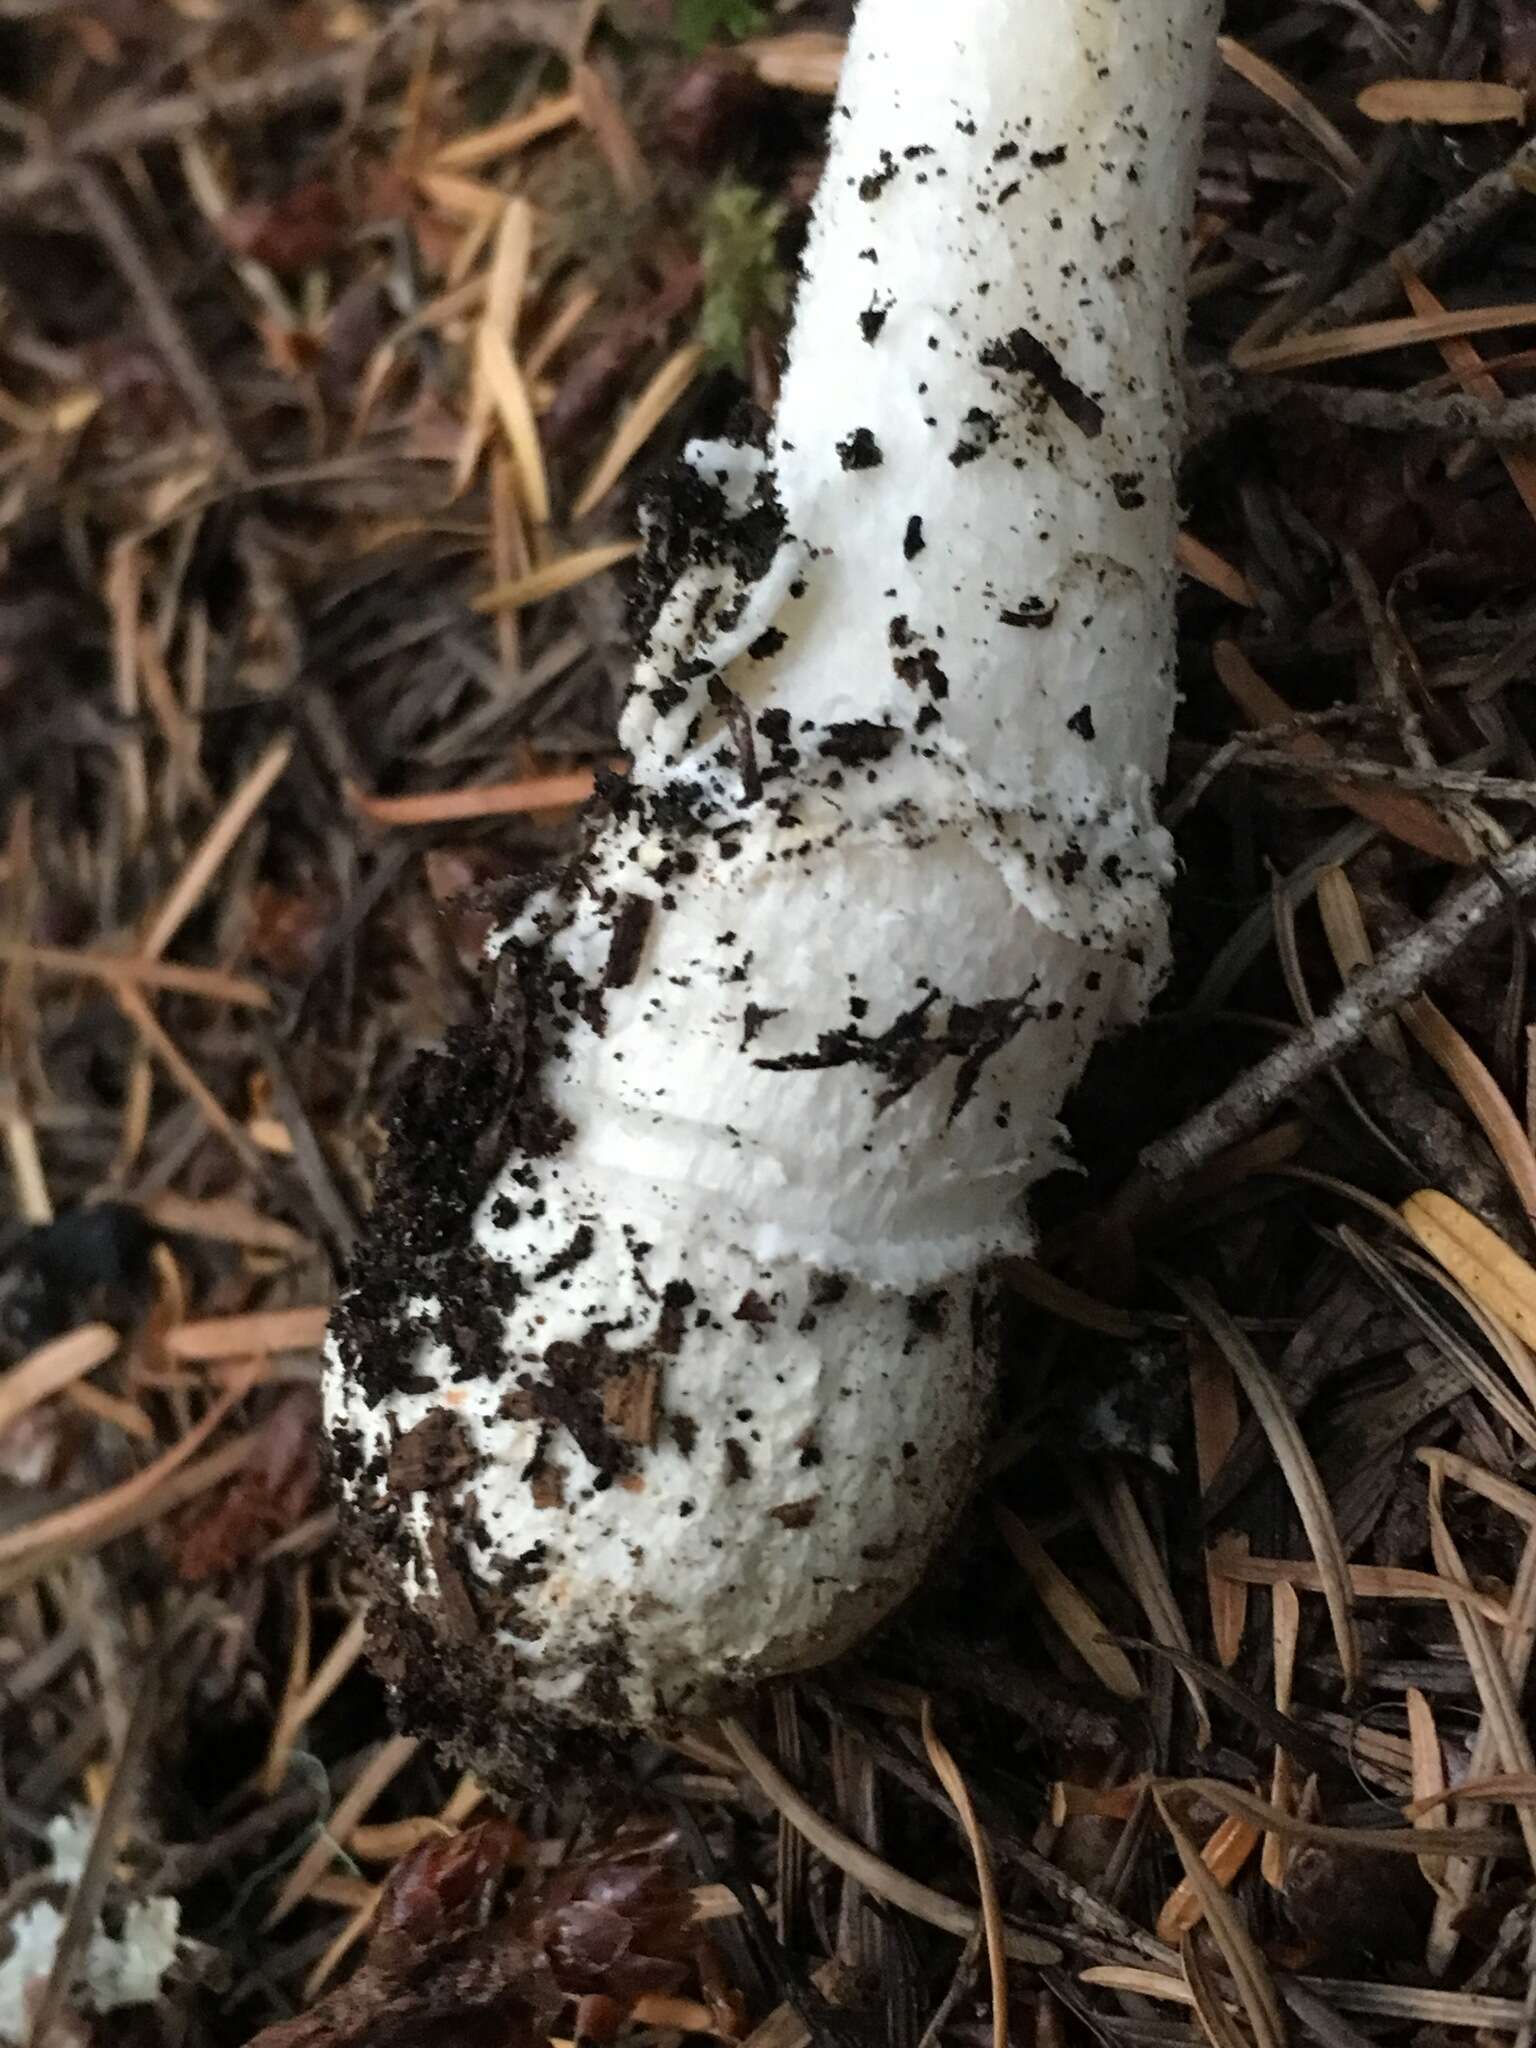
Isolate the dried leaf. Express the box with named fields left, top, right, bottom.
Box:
left=169, top=1389, right=321, bottom=1579
left=221, top=180, right=350, bottom=275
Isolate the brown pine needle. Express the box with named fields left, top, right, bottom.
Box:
left=0, top=1434, right=256, bottom=1599
left=742, top=31, right=846, bottom=95
left=921, top=1701, right=1008, bottom=2048
left=478, top=327, right=550, bottom=526
left=0, top=939, right=271, bottom=1009
left=572, top=341, right=707, bottom=521
left=138, top=735, right=294, bottom=962
left=1397, top=256, right=1536, bottom=548
left=1050, top=1779, right=1145, bottom=1823
left=345, top=766, right=600, bottom=826
left=1176, top=531, right=1256, bottom=606
left=1236, top=302, right=1536, bottom=374
left=1081, top=1970, right=1527, bottom=2032
left=1314, top=866, right=1409, bottom=1065
left=1190, top=1332, right=1247, bottom=1667
left=1171, top=1777, right=1516, bottom=1858
left=525, top=280, right=600, bottom=380
left=997, top=1259, right=1143, bottom=1339
left=1211, top=641, right=1471, bottom=864
left=456, top=197, right=538, bottom=498
left=1358, top=80, right=1526, bottom=125
left=141, top=1193, right=310, bottom=1256
left=1163, top=1272, right=1361, bottom=1697
left=1407, top=1771, right=1536, bottom=1815
left=2, top=1101, right=50, bottom=1226
left=1181, top=1930, right=1254, bottom=2048
left=1218, top=34, right=1366, bottom=187
left=1402, top=1189, right=1536, bottom=1346
left=1424, top=1461, right=1536, bottom=1867
left=1155, top=1815, right=1262, bottom=1944
left=414, top=169, right=506, bottom=223
left=475, top=538, right=640, bottom=613
left=109, top=980, right=254, bottom=1165
left=432, top=90, right=580, bottom=170
left=1406, top=1686, right=1451, bottom=1896
left=304, top=1890, right=383, bottom=2004
left=264, top=1602, right=367, bottom=1800
left=0, top=1368, right=253, bottom=1568
left=0, top=1324, right=117, bottom=1440
left=573, top=60, right=652, bottom=209
left=1209, top=1536, right=1509, bottom=1626
left=1421, top=1446, right=1536, bottom=1526
left=1263, top=1582, right=1300, bottom=1888
left=65, top=1380, right=154, bottom=1442
left=266, top=1731, right=420, bottom=1927
left=1153, top=1788, right=1286, bottom=2048
left=1403, top=997, right=1536, bottom=1233
left=166, top=1305, right=330, bottom=1360
left=347, top=1816, right=454, bottom=1862
left=993, top=1504, right=1145, bottom=1700
left=1074, top=1461, right=1212, bottom=1744
left=722, top=1717, right=1058, bottom=1963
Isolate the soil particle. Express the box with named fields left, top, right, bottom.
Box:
left=979, top=327, right=1104, bottom=439
left=388, top=1409, right=478, bottom=1494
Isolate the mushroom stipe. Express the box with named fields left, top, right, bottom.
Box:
left=325, top=0, right=1222, bottom=1790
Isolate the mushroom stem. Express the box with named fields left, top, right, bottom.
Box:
left=326, top=0, right=1221, bottom=1783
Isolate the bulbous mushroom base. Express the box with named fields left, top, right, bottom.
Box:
left=325, top=976, right=995, bottom=1791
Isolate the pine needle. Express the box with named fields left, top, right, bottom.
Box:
left=475, top=538, right=640, bottom=612
left=1162, top=1272, right=1361, bottom=1696
left=1153, top=1787, right=1286, bottom=2048
left=432, top=91, right=580, bottom=171
left=921, top=1701, right=1008, bottom=2048
left=1236, top=302, right=1536, bottom=375
left=1402, top=1189, right=1536, bottom=1346
left=1358, top=80, right=1526, bottom=125
left=0, top=1324, right=117, bottom=1440
left=722, top=1717, right=1059, bottom=1963
left=994, top=1504, right=1145, bottom=1700
left=345, top=766, right=599, bottom=825
left=572, top=341, right=707, bottom=521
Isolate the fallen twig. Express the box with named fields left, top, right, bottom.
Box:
left=1141, top=835, right=1536, bottom=1188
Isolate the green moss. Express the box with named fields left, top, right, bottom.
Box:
left=673, top=0, right=767, bottom=55
left=697, top=180, right=788, bottom=373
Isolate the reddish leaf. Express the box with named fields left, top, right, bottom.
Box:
left=170, top=1391, right=321, bottom=1581
left=222, top=181, right=350, bottom=276
left=246, top=880, right=338, bottom=977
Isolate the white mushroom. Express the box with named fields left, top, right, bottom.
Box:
left=325, top=0, right=1220, bottom=1783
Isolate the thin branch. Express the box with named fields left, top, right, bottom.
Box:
left=1140, top=835, right=1536, bottom=1188
left=1292, top=381, right=1536, bottom=444
left=1305, top=132, right=1536, bottom=332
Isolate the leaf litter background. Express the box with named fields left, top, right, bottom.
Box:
left=7, top=1, right=1536, bottom=2043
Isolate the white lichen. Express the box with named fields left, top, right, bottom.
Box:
left=0, top=1812, right=182, bottom=2042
